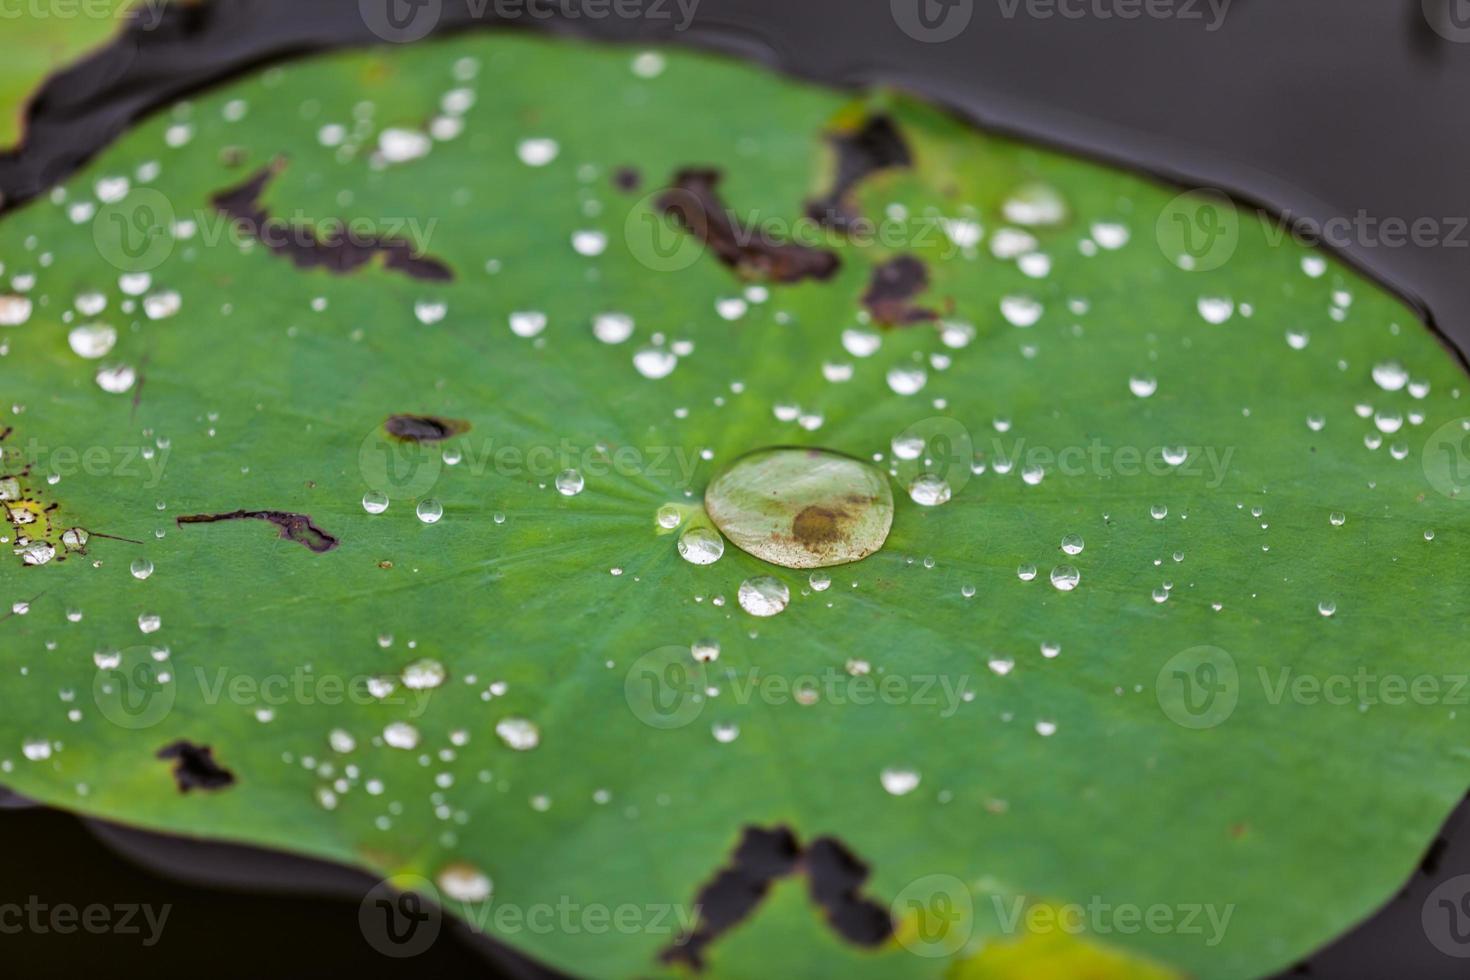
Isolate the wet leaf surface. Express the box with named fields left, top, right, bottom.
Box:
left=0, top=33, right=1467, bottom=980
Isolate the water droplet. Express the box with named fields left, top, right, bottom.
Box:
left=383, top=721, right=420, bottom=749
left=22, top=738, right=52, bottom=761
left=1129, top=374, right=1158, bottom=398
left=656, top=504, right=683, bottom=529
left=1041, top=641, right=1060, bottom=659
left=517, top=137, right=559, bottom=167
left=1035, top=720, right=1058, bottom=737
left=1049, top=566, right=1080, bottom=592
left=907, top=474, right=952, bottom=507
left=1021, top=464, right=1045, bottom=486
left=1060, top=534, right=1084, bottom=555
left=509, top=310, right=547, bottom=338
left=130, top=558, right=154, bottom=580
left=1000, top=295, right=1043, bottom=327
left=712, top=722, right=740, bottom=744
left=1002, top=182, right=1067, bottom=226
left=402, top=658, right=447, bottom=690
left=841, top=328, right=881, bottom=358
left=690, top=640, right=720, bottom=663
left=571, top=230, right=607, bottom=256
left=495, top=717, right=540, bottom=750
left=138, top=613, right=162, bottom=634
left=67, top=324, right=117, bottom=359
left=1371, top=360, right=1408, bottom=392
left=1317, top=600, right=1336, bottom=618
left=737, top=576, right=790, bottom=617
left=414, top=299, right=447, bottom=325
left=555, top=469, right=584, bottom=496
left=592, top=312, right=634, bottom=344
left=1197, top=296, right=1234, bottom=324
left=328, top=729, right=356, bottom=753
left=677, top=526, right=725, bottom=565
left=1150, top=504, right=1168, bottom=520
left=143, top=290, right=181, bottom=320
left=1017, top=564, right=1037, bottom=582
left=1285, top=329, right=1309, bottom=350
left=95, top=365, right=137, bottom=394
left=1162, top=446, right=1189, bottom=466
left=362, top=490, right=389, bottom=514
left=988, top=657, right=1015, bottom=676
left=705, top=448, right=894, bottom=568
left=436, top=861, right=493, bottom=902
left=886, top=365, right=927, bottom=396
left=633, top=346, right=677, bottom=379
left=809, top=571, right=831, bottom=592
left=880, top=767, right=920, bottom=796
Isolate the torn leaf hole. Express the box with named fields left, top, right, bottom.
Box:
left=175, top=510, right=339, bottom=553
left=806, top=113, right=912, bottom=230
left=211, top=158, right=453, bottom=282
left=862, top=255, right=938, bottom=326
left=657, top=168, right=840, bottom=285
left=157, top=740, right=235, bottom=792
left=661, top=825, right=890, bottom=970
left=383, top=414, right=469, bottom=442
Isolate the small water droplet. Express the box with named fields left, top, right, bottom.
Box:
left=362, top=490, right=389, bottom=514
left=907, top=474, right=952, bottom=506
left=1060, top=534, right=1084, bottom=556
left=555, top=469, right=584, bottom=496
left=1049, top=566, right=1080, bottom=592
left=416, top=499, right=444, bottom=524
left=880, top=767, right=920, bottom=796
left=495, top=717, right=540, bottom=750
left=383, top=722, right=420, bottom=750
left=130, top=558, right=154, bottom=580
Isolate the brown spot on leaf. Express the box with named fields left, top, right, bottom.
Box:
left=661, top=826, right=890, bottom=970
left=211, top=158, right=452, bottom=281
left=806, top=113, right=912, bottom=230
left=613, top=165, right=642, bottom=192
left=792, top=505, right=850, bottom=547
left=863, top=255, right=937, bottom=326
left=157, top=740, right=235, bottom=792
left=175, top=510, right=339, bottom=553
left=658, top=168, right=840, bottom=284
left=383, top=414, right=469, bottom=442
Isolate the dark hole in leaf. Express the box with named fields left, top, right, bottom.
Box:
left=661, top=825, right=890, bottom=970
left=803, top=836, right=892, bottom=946
left=157, top=740, right=235, bottom=792
left=383, top=414, right=469, bottom=442
left=210, top=158, right=453, bottom=282
left=175, top=510, right=339, bottom=553
left=862, top=254, right=937, bottom=326
left=806, top=113, right=912, bottom=230
left=657, top=168, right=840, bottom=284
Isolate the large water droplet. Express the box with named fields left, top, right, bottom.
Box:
left=705, top=448, right=894, bottom=569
